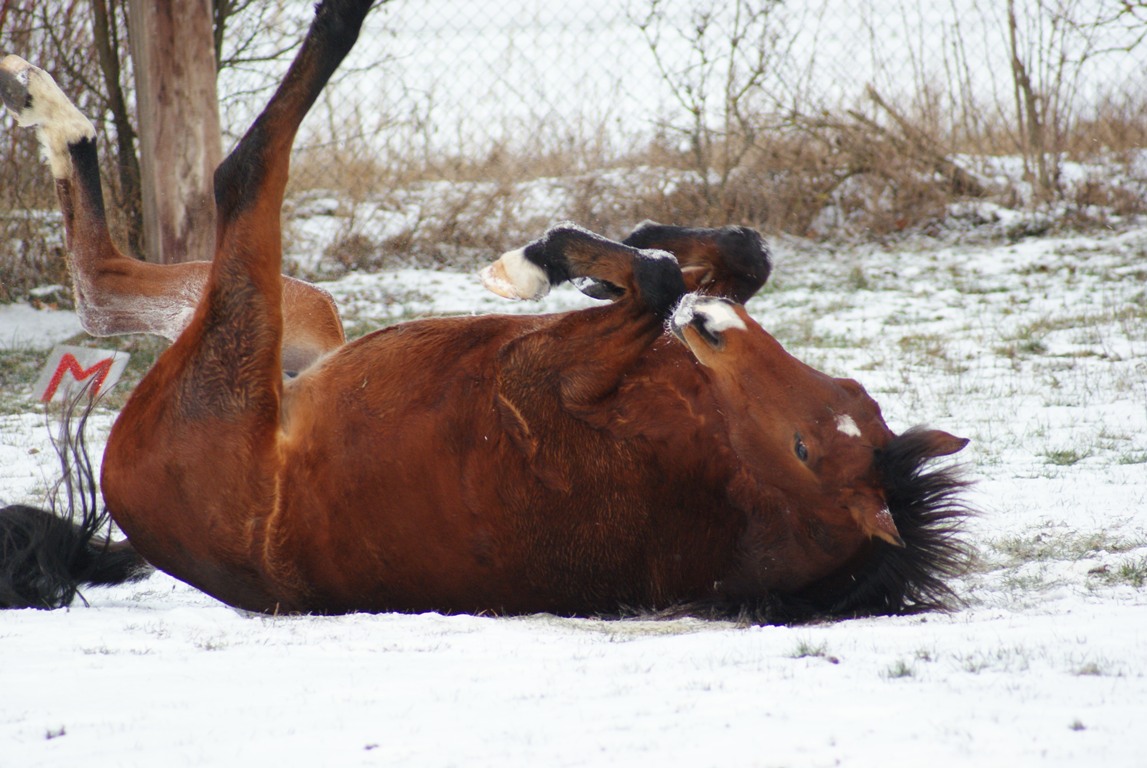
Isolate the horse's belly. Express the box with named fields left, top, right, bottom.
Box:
left=265, top=320, right=733, bottom=614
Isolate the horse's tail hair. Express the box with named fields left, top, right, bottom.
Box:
left=0, top=391, right=151, bottom=609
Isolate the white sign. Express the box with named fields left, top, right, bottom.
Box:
left=34, top=345, right=130, bottom=403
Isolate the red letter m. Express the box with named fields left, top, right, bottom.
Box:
left=40, top=353, right=114, bottom=403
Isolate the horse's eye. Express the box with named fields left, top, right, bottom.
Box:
left=795, top=435, right=809, bottom=461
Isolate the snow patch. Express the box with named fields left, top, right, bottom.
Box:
left=0, top=303, right=83, bottom=351
left=3, top=229, right=1147, bottom=768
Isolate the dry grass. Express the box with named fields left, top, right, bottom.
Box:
left=4, top=94, right=1147, bottom=296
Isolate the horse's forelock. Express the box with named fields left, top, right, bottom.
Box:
left=777, top=427, right=974, bottom=620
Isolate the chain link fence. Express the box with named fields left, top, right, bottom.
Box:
left=277, top=0, right=1147, bottom=273
left=282, top=0, right=1146, bottom=160
left=3, top=0, right=1146, bottom=295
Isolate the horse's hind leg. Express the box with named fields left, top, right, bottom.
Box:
left=0, top=55, right=344, bottom=372
left=189, top=0, right=369, bottom=394
left=100, top=0, right=374, bottom=612
left=0, top=55, right=130, bottom=330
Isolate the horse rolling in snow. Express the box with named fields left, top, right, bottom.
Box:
left=0, top=0, right=972, bottom=621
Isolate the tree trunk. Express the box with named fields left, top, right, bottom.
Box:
left=91, top=0, right=145, bottom=259
left=127, top=0, right=222, bottom=264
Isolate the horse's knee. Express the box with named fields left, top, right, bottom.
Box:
left=623, top=222, right=771, bottom=303
left=632, top=250, right=687, bottom=318
left=714, top=226, right=771, bottom=301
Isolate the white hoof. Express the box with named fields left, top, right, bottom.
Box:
left=479, top=247, right=550, bottom=301
left=0, top=54, right=95, bottom=178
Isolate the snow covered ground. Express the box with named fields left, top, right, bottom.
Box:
left=1, top=226, right=1145, bottom=767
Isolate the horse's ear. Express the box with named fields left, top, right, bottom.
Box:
left=849, top=499, right=905, bottom=548
left=669, top=295, right=748, bottom=358
left=919, top=430, right=970, bottom=458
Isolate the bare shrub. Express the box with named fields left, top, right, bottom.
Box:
left=0, top=217, right=70, bottom=305
left=4, top=0, right=1147, bottom=302
left=322, top=233, right=380, bottom=275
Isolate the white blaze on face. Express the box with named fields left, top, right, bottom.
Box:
left=479, top=247, right=551, bottom=300
left=835, top=413, right=862, bottom=438
left=0, top=55, right=95, bottom=179
left=693, top=298, right=747, bottom=333
left=673, top=294, right=747, bottom=335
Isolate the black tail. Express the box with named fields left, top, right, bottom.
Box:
left=0, top=393, right=151, bottom=609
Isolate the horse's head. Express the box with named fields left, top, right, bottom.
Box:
left=670, top=294, right=971, bottom=617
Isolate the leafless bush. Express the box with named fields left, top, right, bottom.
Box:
left=628, top=0, right=820, bottom=221
left=0, top=215, right=70, bottom=305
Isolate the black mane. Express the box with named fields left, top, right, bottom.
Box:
left=827, top=425, right=975, bottom=616
left=656, top=426, right=974, bottom=625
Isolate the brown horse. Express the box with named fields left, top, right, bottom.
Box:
left=1, top=0, right=971, bottom=621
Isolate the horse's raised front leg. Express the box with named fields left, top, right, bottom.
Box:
left=0, top=55, right=345, bottom=375
left=99, top=0, right=375, bottom=612
left=481, top=222, right=686, bottom=316
left=484, top=224, right=686, bottom=431
left=621, top=221, right=772, bottom=303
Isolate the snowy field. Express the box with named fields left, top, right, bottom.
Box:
left=1, top=221, right=1145, bottom=767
